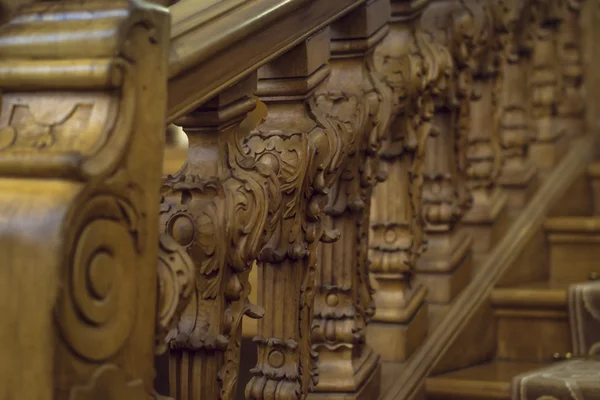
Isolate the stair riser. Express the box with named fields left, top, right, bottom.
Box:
left=549, top=239, right=600, bottom=284
left=495, top=311, right=571, bottom=362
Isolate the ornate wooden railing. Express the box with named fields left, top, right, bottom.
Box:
left=0, top=0, right=599, bottom=399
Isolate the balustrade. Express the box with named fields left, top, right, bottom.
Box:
left=0, top=0, right=597, bottom=399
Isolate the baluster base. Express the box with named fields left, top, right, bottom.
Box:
left=415, top=230, right=473, bottom=305
left=169, top=350, right=222, bottom=400
left=557, top=116, right=585, bottom=139
left=529, top=118, right=570, bottom=174
left=310, top=345, right=380, bottom=400
left=367, top=298, right=428, bottom=362
left=367, top=279, right=428, bottom=361
left=462, top=188, right=510, bottom=263
left=499, top=161, right=538, bottom=211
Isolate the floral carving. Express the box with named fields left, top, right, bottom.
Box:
left=244, top=86, right=347, bottom=398
left=161, top=97, right=280, bottom=399
left=370, top=28, right=449, bottom=280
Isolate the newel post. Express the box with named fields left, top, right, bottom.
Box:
left=0, top=0, right=175, bottom=398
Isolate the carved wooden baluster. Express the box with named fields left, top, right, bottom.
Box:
left=161, top=74, right=278, bottom=400
left=243, top=29, right=351, bottom=399
left=367, top=1, right=450, bottom=362
left=413, top=0, right=480, bottom=323
left=556, top=0, right=585, bottom=136
left=528, top=0, right=568, bottom=172
left=461, top=0, right=509, bottom=259
left=497, top=0, right=539, bottom=209
left=0, top=1, right=170, bottom=399
left=310, top=1, right=394, bottom=399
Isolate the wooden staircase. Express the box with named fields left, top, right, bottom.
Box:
left=424, top=161, right=600, bottom=400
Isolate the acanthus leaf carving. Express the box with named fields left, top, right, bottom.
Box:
left=161, top=92, right=280, bottom=399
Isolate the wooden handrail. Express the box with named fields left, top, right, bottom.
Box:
left=167, top=0, right=365, bottom=122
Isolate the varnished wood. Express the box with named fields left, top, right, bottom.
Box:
left=309, top=1, right=394, bottom=398
left=0, top=1, right=183, bottom=398
left=1, top=0, right=599, bottom=399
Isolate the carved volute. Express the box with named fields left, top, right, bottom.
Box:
left=0, top=0, right=171, bottom=398
left=309, top=0, right=394, bottom=398
left=161, top=74, right=276, bottom=399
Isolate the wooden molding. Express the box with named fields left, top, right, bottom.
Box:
left=167, top=0, right=365, bottom=122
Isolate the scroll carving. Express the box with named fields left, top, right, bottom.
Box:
left=0, top=1, right=170, bottom=399
left=414, top=0, right=478, bottom=308
left=244, top=34, right=352, bottom=398
left=368, top=11, right=451, bottom=360
left=310, top=2, right=394, bottom=397
left=161, top=86, right=277, bottom=399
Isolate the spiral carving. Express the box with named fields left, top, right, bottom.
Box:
left=57, top=195, right=139, bottom=361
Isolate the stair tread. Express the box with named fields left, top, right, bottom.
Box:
left=426, top=361, right=550, bottom=399
left=429, top=360, right=547, bottom=383
left=491, top=281, right=568, bottom=310
left=500, top=281, right=570, bottom=290
left=545, top=216, right=600, bottom=232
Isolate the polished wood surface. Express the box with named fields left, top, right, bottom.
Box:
left=1, top=0, right=600, bottom=399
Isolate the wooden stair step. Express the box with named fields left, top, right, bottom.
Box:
left=426, top=361, right=548, bottom=400
left=490, top=282, right=570, bottom=362
left=490, top=281, right=568, bottom=310
left=545, top=216, right=600, bottom=284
